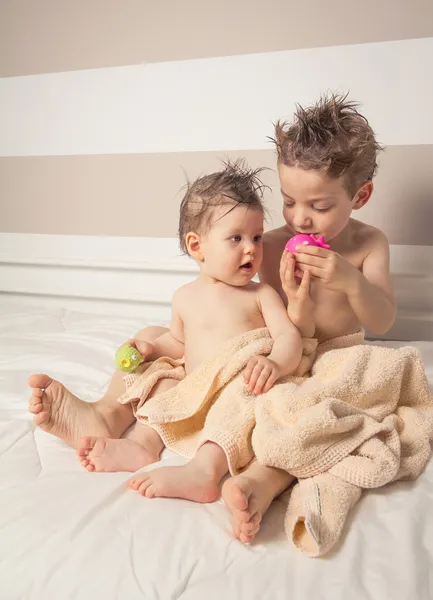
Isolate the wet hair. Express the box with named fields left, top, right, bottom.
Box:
left=272, top=93, right=384, bottom=195
left=178, top=159, right=267, bottom=254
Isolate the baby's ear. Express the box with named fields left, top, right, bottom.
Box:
left=353, top=181, right=373, bottom=210
left=185, top=232, right=203, bottom=260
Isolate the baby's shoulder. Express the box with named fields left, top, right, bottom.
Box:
left=172, top=280, right=198, bottom=306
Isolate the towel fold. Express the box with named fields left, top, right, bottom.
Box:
left=118, top=328, right=317, bottom=474
left=253, top=333, right=433, bottom=556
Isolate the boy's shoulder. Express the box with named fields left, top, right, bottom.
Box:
left=349, top=218, right=389, bottom=253
left=263, top=225, right=289, bottom=246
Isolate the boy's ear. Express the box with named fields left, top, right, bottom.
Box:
left=353, top=181, right=373, bottom=210
left=185, top=232, right=203, bottom=260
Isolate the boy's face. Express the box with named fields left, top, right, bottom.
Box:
left=278, top=164, right=360, bottom=242
left=198, top=204, right=264, bottom=286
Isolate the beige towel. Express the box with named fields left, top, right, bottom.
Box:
left=118, top=329, right=433, bottom=557
left=253, top=333, right=433, bottom=556
left=118, top=328, right=318, bottom=475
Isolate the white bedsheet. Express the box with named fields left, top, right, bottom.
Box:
left=0, top=299, right=432, bottom=600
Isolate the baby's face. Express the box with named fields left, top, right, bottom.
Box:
left=199, top=204, right=264, bottom=286
left=278, top=164, right=357, bottom=242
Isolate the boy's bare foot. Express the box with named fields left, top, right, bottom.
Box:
left=128, top=462, right=221, bottom=504
left=222, top=464, right=294, bottom=544
left=77, top=437, right=160, bottom=472
left=28, top=374, right=129, bottom=448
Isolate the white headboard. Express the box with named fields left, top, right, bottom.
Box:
left=0, top=233, right=432, bottom=341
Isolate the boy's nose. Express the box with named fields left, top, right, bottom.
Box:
left=293, top=210, right=312, bottom=229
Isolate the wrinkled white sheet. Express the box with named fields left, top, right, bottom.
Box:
left=0, top=299, right=432, bottom=600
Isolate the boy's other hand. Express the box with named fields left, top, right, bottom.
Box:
left=280, top=250, right=315, bottom=336
left=294, top=246, right=360, bottom=294
left=243, top=355, right=280, bottom=395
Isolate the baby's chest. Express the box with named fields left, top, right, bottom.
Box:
left=183, top=297, right=261, bottom=329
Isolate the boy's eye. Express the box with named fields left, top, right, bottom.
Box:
left=284, top=202, right=295, bottom=209
left=313, top=206, right=331, bottom=213
left=231, top=235, right=242, bottom=242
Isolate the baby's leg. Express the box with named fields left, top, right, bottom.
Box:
left=77, top=376, right=177, bottom=472
left=129, top=442, right=228, bottom=503
left=28, top=325, right=168, bottom=448
left=222, top=462, right=294, bottom=543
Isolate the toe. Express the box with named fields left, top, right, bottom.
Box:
left=34, top=411, right=48, bottom=426
left=28, top=374, right=53, bottom=390
left=143, top=483, right=156, bottom=498
left=29, top=403, right=43, bottom=414
left=85, top=463, right=95, bottom=472
left=29, top=390, right=43, bottom=402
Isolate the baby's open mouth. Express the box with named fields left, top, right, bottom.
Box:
left=240, top=262, right=253, bottom=270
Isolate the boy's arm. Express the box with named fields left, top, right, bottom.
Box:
left=258, top=285, right=303, bottom=377
left=348, top=233, right=397, bottom=335
left=280, top=250, right=316, bottom=338
left=295, top=230, right=396, bottom=335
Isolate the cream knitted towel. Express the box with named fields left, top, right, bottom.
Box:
left=118, top=328, right=317, bottom=475
left=253, top=333, right=433, bottom=556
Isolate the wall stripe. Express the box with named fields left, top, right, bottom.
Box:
left=1, top=146, right=433, bottom=244
left=1, top=38, right=433, bottom=158
left=1, top=0, right=433, bottom=78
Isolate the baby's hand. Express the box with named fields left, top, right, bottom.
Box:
left=243, top=356, right=280, bottom=395
left=121, top=338, right=154, bottom=360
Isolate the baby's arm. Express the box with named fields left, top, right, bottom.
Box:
left=348, top=231, right=396, bottom=335
left=244, top=285, right=302, bottom=394
left=261, top=285, right=303, bottom=375
left=124, top=291, right=185, bottom=361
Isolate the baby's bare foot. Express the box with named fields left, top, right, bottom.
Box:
left=222, top=465, right=294, bottom=544
left=77, top=437, right=159, bottom=472
left=28, top=374, right=117, bottom=448
left=222, top=476, right=264, bottom=543
left=128, top=463, right=221, bottom=503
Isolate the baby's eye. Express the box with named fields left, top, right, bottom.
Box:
left=253, top=235, right=262, bottom=243
left=231, top=235, right=242, bottom=242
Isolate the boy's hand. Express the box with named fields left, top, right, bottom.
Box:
left=294, top=246, right=360, bottom=293
left=280, top=250, right=315, bottom=336
left=243, top=356, right=281, bottom=395
left=121, top=338, right=155, bottom=360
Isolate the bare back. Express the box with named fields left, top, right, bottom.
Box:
left=260, top=219, right=384, bottom=342
left=175, top=280, right=267, bottom=372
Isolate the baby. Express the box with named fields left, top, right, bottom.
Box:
left=71, top=161, right=309, bottom=500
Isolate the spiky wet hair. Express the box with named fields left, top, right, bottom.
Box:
left=178, top=159, right=267, bottom=254
left=273, top=93, right=384, bottom=195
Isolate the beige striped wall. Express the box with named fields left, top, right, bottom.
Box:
left=1, top=0, right=433, bottom=244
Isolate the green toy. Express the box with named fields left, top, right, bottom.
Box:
left=115, top=345, right=145, bottom=373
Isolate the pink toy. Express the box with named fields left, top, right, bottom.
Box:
left=285, top=233, right=331, bottom=253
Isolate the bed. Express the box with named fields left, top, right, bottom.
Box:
left=0, top=292, right=432, bottom=600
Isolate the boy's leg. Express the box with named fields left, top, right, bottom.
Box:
left=129, top=441, right=229, bottom=504
left=77, top=377, right=178, bottom=472
left=222, top=462, right=295, bottom=543
left=28, top=325, right=168, bottom=448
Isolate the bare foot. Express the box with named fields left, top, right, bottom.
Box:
left=77, top=436, right=160, bottom=472
left=222, top=464, right=294, bottom=544
left=128, top=463, right=221, bottom=503
left=221, top=476, right=264, bottom=543
left=28, top=374, right=128, bottom=448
